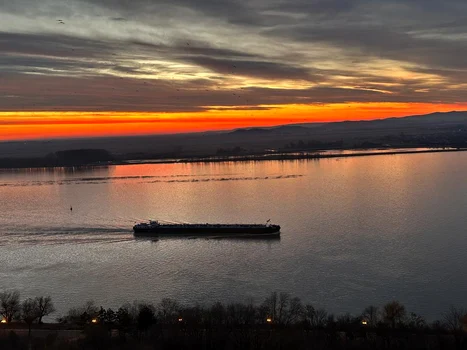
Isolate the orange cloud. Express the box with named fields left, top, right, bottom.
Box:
left=1, top=102, right=466, bottom=141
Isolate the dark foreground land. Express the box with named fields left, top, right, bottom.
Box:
left=1, top=111, right=467, bottom=168
left=3, top=324, right=467, bottom=350
left=2, top=291, right=467, bottom=349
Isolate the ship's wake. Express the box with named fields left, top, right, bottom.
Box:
left=0, top=174, right=304, bottom=187
left=0, top=225, right=133, bottom=246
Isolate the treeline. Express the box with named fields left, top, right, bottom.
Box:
left=3, top=290, right=467, bottom=349
left=281, top=129, right=467, bottom=152
left=55, top=294, right=467, bottom=333
left=0, top=149, right=114, bottom=168
left=283, top=140, right=344, bottom=150
left=216, top=147, right=247, bottom=155
left=0, top=291, right=55, bottom=336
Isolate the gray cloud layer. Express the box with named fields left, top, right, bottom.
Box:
left=1, top=0, right=467, bottom=111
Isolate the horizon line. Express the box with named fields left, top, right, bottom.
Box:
left=2, top=108, right=467, bottom=143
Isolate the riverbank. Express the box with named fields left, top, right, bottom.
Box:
left=1, top=293, right=467, bottom=350
left=114, top=147, right=467, bottom=166
left=1, top=147, right=466, bottom=170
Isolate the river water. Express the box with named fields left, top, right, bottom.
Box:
left=1, top=152, right=466, bottom=321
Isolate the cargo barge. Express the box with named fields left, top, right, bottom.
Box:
left=133, top=220, right=280, bottom=236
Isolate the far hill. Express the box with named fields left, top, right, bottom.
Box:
left=230, top=111, right=467, bottom=134
left=229, top=125, right=312, bottom=135
left=1, top=110, right=467, bottom=167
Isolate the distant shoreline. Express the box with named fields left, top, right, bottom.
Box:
left=112, top=147, right=467, bottom=166
left=1, top=147, right=467, bottom=170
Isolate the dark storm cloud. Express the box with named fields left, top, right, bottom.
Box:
left=131, top=39, right=256, bottom=59
left=267, top=0, right=360, bottom=16
left=0, top=31, right=314, bottom=83
left=0, top=32, right=117, bottom=60
left=81, top=0, right=259, bottom=25
left=3, top=71, right=463, bottom=113
left=183, top=56, right=315, bottom=81
left=267, top=23, right=467, bottom=70
left=0, top=74, right=208, bottom=112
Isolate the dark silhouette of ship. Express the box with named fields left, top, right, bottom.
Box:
left=133, top=220, right=280, bottom=237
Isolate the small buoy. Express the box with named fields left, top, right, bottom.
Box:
left=70, top=206, right=73, bottom=211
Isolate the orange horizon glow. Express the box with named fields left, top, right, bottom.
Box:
left=1, top=102, right=467, bottom=141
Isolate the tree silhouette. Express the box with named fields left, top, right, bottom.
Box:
left=261, top=291, right=302, bottom=325
left=304, top=304, right=328, bottom=328
left=227, top=302, right=255, bottom=326
left=157, top=298, right=180, bottom=324
left=103, top=308, right=116, bottom=325
left=443, top=306, right=466, bottom=332
left=209, top=301, right=226, bottom=326
left=116, top=306, right=132, bottom=336
left=408, top=312, right=426, bottom=329
left=21, top=298, right=39, bottom=337
left=0, top=290, right=21, bottom=323
left=362, top=305, right=379, bottom=327
left=336, top=313, right=358, bottom=328
left=137, top=304, right=155, bottom=332
left=382, top=301, right=406, bottom=328
left=60, top=300, right=98, bottom=325
left=35, top=296, right=55, bottom=324
left=284, top=297, right=304, bottom=326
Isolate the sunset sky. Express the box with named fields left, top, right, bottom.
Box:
left=1, top=0, right=467, bottom=140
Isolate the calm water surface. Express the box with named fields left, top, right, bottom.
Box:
left=1, top=152, right=467, bottom=320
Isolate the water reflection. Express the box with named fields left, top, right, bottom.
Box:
left=133, top=234, right=281, bottom=242
left=0, top=165, right=112, bottom=181
left=1, top=152, right=467, bottom=321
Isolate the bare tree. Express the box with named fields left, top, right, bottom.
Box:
left=304, top=304, right=328, bottom=328
left=304, top=304, right=315, bottom=326
left=228, top=302, right=255, bottom=326
left=116, top=305, right=132, bottom=335
left=0, top=290, right=21, bottom=323
left=262, top=292, right=278, bottom=322
left=210, top=301, right=226, bottom=326
left=261, top=292, right=302, bottom=325
left=61, top=300, right=98, bottom=324
left=408, top=312, right=426, bottom=330
left=21, top=298, right=39, bottom=337
left=382, top=301, right=406, bottom=328
left=286, top=297, right=304, bottom=325
left=336, top=313, right=356, bottom=327
left=157, top=298, right=180, bottom=324
left=277, top=292, right=290, bottom=324
left=35, top=296, right=55, bottom=324
left=443, top=306, right=466, bottom=332
left=362, top=305, right=379, bottom=327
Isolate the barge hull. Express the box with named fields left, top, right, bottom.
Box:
left=133, top=227, right=280, bottom=235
